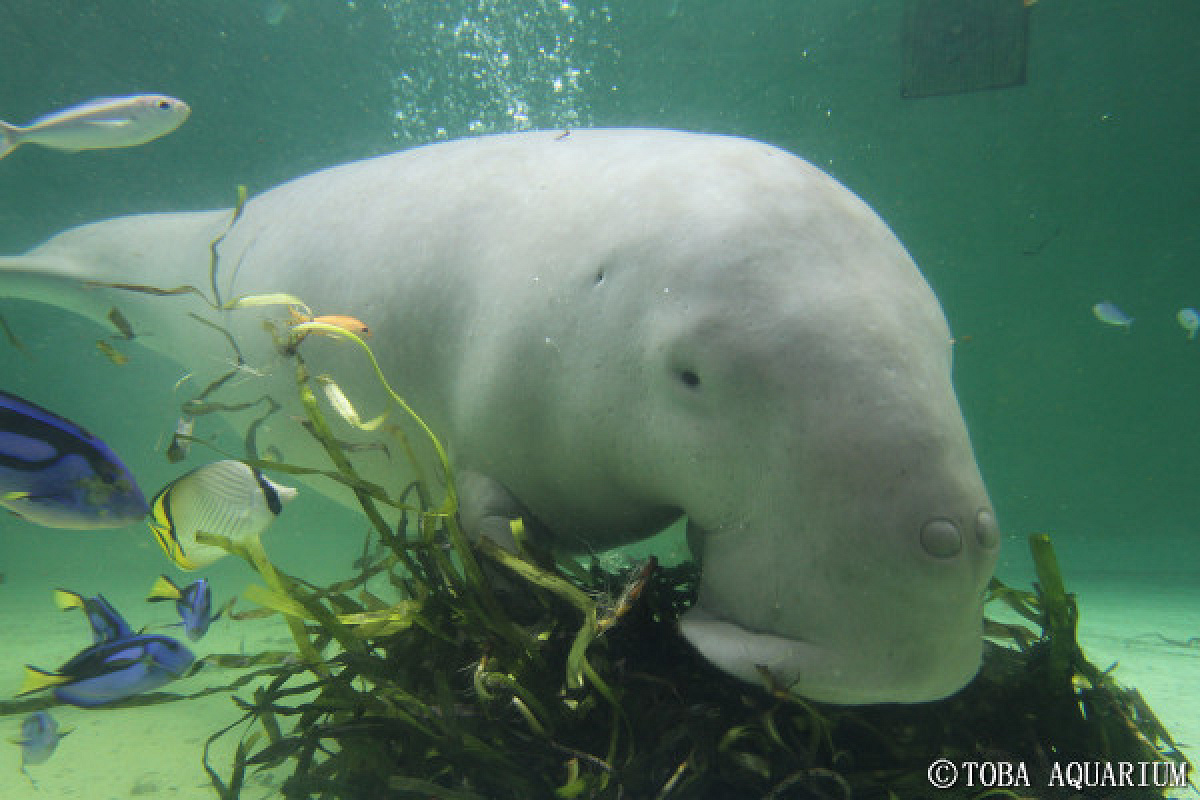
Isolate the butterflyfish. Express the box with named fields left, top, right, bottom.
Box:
left=0, top=94, right=190, bottom=160
left=17, top=634, right=194, bottom=708
left=147, top=574, right=225, bottom=640
left=148, top=460, right=297, bottom=570
left=54, top=589, right=135, bottom=644
left=0, top=389, right=149, bottom=529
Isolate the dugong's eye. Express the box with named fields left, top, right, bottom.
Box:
left=677, top=369, right=701, bottom=389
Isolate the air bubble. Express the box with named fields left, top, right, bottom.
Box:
left=388, top=1, right=614, bottom=144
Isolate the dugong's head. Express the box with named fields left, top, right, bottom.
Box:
left=622, top=146, right=999, bottom=704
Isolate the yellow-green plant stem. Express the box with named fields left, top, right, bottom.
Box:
left=295, top=370, right=412, bottom=569
left=289, top=322, right=452, bottom=512
left=289, top=323, right=517, bottom=635
left=196, top=531, right=329, bottom=679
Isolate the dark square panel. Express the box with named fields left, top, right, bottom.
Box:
left=903, top=0, right=1031, bottom=98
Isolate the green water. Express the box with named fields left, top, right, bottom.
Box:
left=0, top=0, right=1197, bottom=795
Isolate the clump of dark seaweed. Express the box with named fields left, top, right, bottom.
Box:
left=201, top=326, right=1189, bottom=800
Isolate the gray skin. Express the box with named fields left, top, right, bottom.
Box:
left=0, top=129, right=999, bottom=704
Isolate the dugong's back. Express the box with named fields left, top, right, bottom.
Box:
left=218, top=129, right=950, bottom=532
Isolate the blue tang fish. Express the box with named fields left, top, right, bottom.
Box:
left=147, top=574, right=223, bottom=641
left=17, top=634, right=195, bottom=708
left=54, top=588, right=135, bottom=643
left=0, top=389, right=149, bottom=529
left=10, top=711, right=70, bottom=781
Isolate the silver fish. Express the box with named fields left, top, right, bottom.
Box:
left=0, top=94, right=190, bottom=160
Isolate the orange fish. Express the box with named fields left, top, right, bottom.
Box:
left=288, top=308, right=371, bottom=338
left=313, top=315, right=370, bottom=337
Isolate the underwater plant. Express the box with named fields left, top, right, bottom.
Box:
left=184, top=319, right=1188, bottom=800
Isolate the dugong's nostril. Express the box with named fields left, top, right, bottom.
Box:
left=920, top=518, right=962, bottom=558
left=975, top=508, right=1000, bottom=549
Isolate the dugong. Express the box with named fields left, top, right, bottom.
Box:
left=0, top=129, right=999, bottom=704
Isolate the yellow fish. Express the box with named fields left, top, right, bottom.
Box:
left=95, top=339, right=128, bottom=365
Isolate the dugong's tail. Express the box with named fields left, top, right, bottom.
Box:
left=0, top=253, right=112, bottom=324
left=0, top=210, right=231, bottom=328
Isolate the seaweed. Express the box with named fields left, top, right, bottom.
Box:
left=192, top=322, right=1189, bottom=800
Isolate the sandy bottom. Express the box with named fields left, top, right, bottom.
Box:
left=1, top=568, right=1197, bottom=799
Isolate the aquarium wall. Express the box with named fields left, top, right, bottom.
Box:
left=0, top=0, right=1196, bottom=617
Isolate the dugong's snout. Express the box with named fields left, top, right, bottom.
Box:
left=678, top=430, right=1000, bottom=706
left=681, top=501, right=998, bottom=704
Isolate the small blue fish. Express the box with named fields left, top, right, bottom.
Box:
left=54, top=588, right=135, bottom=644
left=10, top=711, right=69, bottom=781
left=17, top=634, right=195, bottom=708
left=147, top=574, right=222, bottom=641
left=0, top=389, right=149, bottom=529
left=1177, top=307, right=1199, bottom=340
left=1092, top=301, right=1133, bottom=329
left=263, top=0, right=290, bottom=26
